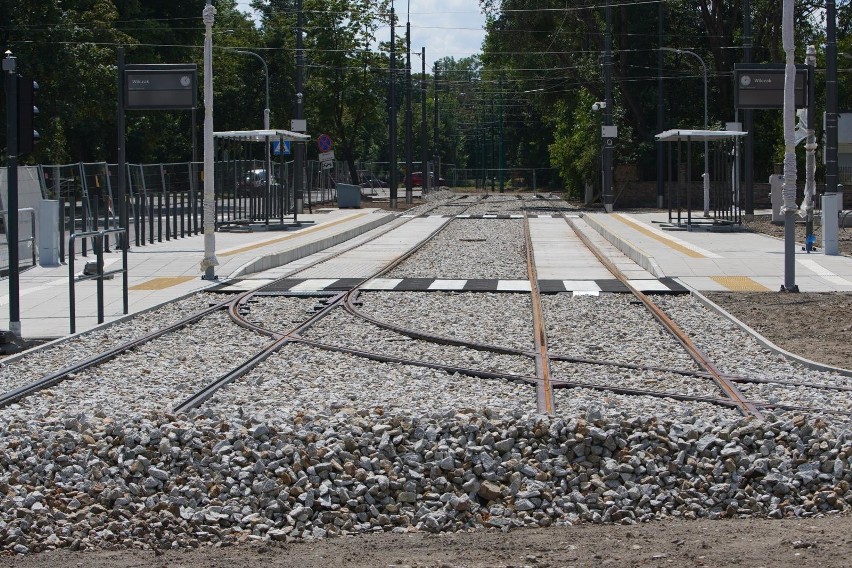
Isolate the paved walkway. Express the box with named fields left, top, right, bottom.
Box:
left=3, top=205, right=851, bottom=340
left=0, top=208, right=394, bottom=338
left=583, top=210, right=852, bottom=292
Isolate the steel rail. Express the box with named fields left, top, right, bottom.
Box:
left=342, top=298, right=535, bottom=357
left=224, top=195, right=472, bottom=334
left=524, top=212, right=555, bottom=415
left=178, top=196, right=492, bottom=412
left=549, top=378, right=740, bottom=408
left=293, top=337, right=538, bottom=386
left=564, top=215, right=764, bottom=420
left=0, top=299, right=230, bottom=409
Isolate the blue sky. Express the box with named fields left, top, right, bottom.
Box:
left=234, top=0, right=487, bottom=69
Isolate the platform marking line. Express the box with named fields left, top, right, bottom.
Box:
left=797, top=258, right=852, bottom=286
left=129, top=276, right=196, bottom=290
left=218, top=211, right=370, bottom=257
left=710, top=276, right=770, bottom=292
left=561, top=280, right=602, bottom=293
left=428, top=279, right=467, bottom=290
left=612, top=214, right=717, bottom=259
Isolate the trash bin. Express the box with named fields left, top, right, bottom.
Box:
left=337, top=183, right=362, bottom=208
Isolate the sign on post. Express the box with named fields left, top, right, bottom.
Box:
left=734, top=64, right=809, bottom=110
left=272, top=140, right=291, bottom=156
left=317, top=133, right=333, bottom=153
left=319, top=150, right=335, bottom=162
left=124, top=64, right=197, bottom=110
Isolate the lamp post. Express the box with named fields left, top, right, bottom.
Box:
left=234, top=50, right=269, bottom=130
left=233, top=49, right=271, bottom=222
left=661, top=47, right=709, bottom=217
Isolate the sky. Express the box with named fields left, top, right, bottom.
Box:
left=234, top=0, right=487, bottom=69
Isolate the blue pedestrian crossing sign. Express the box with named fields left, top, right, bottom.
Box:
left=271, top=140, right=291, bottom=156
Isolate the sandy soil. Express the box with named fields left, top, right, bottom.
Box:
left=3, top=209, right=852, bottom=566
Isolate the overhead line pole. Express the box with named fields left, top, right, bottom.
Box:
left=602, top=0, right=614, bottom=213
left=295, top=0, right=305, bottom=217
left=201, top=0, right=217, bottom=280
left=421, top=47, right=428, bottom=194
left=405, top=3, right=413, bottom=204
left=389, top=5, right=398, bottom=209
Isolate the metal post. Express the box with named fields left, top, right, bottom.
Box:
left=389, top=5, right=398, bottom=208
left=421, top=47, right=428, bottom=194
left=656, top=2, right=664, bottom=208
left=602, top=0, right=614, bottom=212
left=661, top=48, right=708, bottom=217
left=3, top=53, right=21, bottom=336
left=295, top=0, right=305, bottom=217
left=404, top=6, right=413, bottom=204
left=744, top=0, right=754, bottom=214
left=826, top=0, right=839, bottom=198
left=805, top=46, right=817, bottom=252
left=117, top=48, right=128, bottom=252
left=201, top=1, right=218, bottom=280
left=433, top=62, right=439, bottom=181
left=499, top=76, right=504, bottom=193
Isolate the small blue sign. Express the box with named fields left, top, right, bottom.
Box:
left=271, top=140, right=291, bottom=156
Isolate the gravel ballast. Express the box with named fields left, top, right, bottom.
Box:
left=4, top=195, right=852, bottom=557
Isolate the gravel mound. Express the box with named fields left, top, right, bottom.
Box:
left=1, top=408, right=849, bottom=553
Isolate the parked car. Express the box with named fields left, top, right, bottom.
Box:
left=409, top=171, right=446, bottom=187
left=357, top=171, right=388, bottom=189
left=237, top=169, right=277, bottom=196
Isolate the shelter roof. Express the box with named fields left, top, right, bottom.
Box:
left=213, top=129, right=311, bottom=142
left=655, top=129, right=747, bottom=142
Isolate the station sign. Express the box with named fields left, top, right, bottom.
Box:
left=124, top=64, right=197, bottom=110
left=734, top=64, right=809, bottom=110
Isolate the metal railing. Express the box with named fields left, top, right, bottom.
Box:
left=0, top=208, right=37, bottom=276
left=68, top=228, right=128, bottom=334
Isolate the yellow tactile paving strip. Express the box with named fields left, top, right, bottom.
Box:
left=710, top=276, right=771, bottom=292
left=129, top=276, right=196, bottom=291
left=219, top=211, right=369, bottom=257
left=612, top=214, right=706, bottom=259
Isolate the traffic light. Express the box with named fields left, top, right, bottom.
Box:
left=17, top=76, right=38, bottom=155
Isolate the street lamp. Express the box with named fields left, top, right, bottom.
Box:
left=233, top=49, right=270, bottom=130
left=661, top=47, right=710, bottom=217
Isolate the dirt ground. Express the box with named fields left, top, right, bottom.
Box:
left=4, top=209, right=852, bottom=566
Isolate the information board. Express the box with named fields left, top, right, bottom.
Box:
left=125, top=64, right=197, bottom=110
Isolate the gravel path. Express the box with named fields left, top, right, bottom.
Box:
left=204, top=343, right=538, bottom=418
left=0, top=312, right=270, bottom=420
left=357, top=291, right=535, bottom=351
left=543, top=294, right=699, bottom=370
left=385, top=219, right=528, bottom=279
left=302, top=308, right=535, bottom=376
left=0, top=293, right=225, bottom=395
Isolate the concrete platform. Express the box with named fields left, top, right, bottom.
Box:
left=0, top=208, right=395, bottom=338
left=583, top=210, right=852, bottom=292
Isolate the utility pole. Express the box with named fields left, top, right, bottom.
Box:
left=421, top=47, right=428, bottom=194
left=201, top=0, right=218, bottom=280
left=433, top=62, right=439, bottom=186
left=404, top=4, right=413, bottom=204
left=805, top=45, right=817, bottom=252
left=826, top=0, right=839, bottom=197
left=744, top=0, right=754, bottom=214
left=656, top=2, right=664, bottom=208
left=602, top=0, right=614, bottom=212
left=499, top=76, right=504, bottom=193
left=3, top=52, right=20, bottom=336
left=389, top=5, right=397, bottom=209
left=294, top=0, right=306, bottom=216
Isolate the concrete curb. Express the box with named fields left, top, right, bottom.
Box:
left=689, top=284, right=852, bottom=377
left=230, top=212, right=396, bottom=278
left=581, top=213, right=666, bottom=278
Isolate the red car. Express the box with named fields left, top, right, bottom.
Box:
left=409, top=171, right=446, bottom=187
